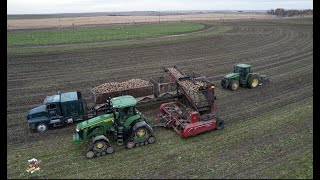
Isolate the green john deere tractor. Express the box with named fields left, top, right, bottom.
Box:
left=72, top=95, right=155, bottom=158
left=221, top=64, right=270, bottom=91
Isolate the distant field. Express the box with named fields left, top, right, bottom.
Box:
left=7, top=13, right=271, bottom=30
left=7, top=23, right=205, bottom=47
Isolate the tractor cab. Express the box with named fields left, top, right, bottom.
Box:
left=111, top=95, right=139, bottom=126
left=234, top=64, right=251, bottom=84
left=73, top=95, right=142, bottom=143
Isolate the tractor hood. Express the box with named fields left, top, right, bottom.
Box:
left=224, top=73, right=240, bottom=79
left=76, top=113, right=114, bottom=131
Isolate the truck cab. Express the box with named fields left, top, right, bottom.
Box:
left=27, top=91, right=90, bottom=132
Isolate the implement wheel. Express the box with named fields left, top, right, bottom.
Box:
left=248, top=75, right=260, bottom=88
left=230, top=80, right=239, bottom=91
left=216, top=119, right=224, bottom=130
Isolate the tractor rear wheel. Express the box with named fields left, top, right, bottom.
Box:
left=230, top=80, right=239, bottom=91
left=248, top=75, right=260, bottom=88
left=126, top=125, right=155, bottom=148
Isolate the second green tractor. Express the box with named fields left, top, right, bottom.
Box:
left=221, top=64, right=270, bottom=91
left=72, top=95, right=155, bottom=158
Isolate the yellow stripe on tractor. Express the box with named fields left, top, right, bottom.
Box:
left=83, top=118, right=113, bottom=129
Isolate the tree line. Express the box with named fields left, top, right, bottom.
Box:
left=267, top=8, right=313, bottom=17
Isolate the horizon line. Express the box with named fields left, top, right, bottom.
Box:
left=7, top=9, right=313, bottom=16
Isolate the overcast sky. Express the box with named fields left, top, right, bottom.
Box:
left=8, top=0, right=313, bottom=14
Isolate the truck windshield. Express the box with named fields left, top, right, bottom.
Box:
left=44, top=95, right=60, bottom=104
left=61, top=92, right=78, bottom=102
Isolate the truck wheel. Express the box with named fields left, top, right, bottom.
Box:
left=36, top=123, right=48, bottom=133
left=230, top=80, right=239, bottom=91
left=216, top=119, right=224, bottom=130
left=248, top=75, right=260, bottom=88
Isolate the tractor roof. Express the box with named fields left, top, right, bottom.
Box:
left=236, top=64, right=251, bottom=68
left=111, top=95, right=137, bottom=108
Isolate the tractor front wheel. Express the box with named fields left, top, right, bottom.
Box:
left=126, top=141, right=135, bottom=149
left=86, top=151, right=94, bottom=159
left=86, top=140, right=114, bottom=158
left=230, top=80, right=239, bottom=91
left=248, top=75, right=260, bottom=88
left=148, top=136, right=156, bottom=144
left=106, top=146, right=114, bottom=154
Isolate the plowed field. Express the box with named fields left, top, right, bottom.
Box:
left=7, top=18, right=313, bottom=178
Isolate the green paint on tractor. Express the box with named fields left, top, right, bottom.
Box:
left=223, top=73, right=240, bottom=79
left=111, top=95, right=137, bottom=108
left=72, top=95, right=155, bottom=158
left=221, top=64, right=270, bottom=91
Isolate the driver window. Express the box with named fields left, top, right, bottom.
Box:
left=47, top=104, right=57, bottom=110
left=127, top=107, right=134, bottom=116
left=47, top=104, right=57, bottom=116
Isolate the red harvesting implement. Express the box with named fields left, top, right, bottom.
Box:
left=155, top=66, right=224, bottom=138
